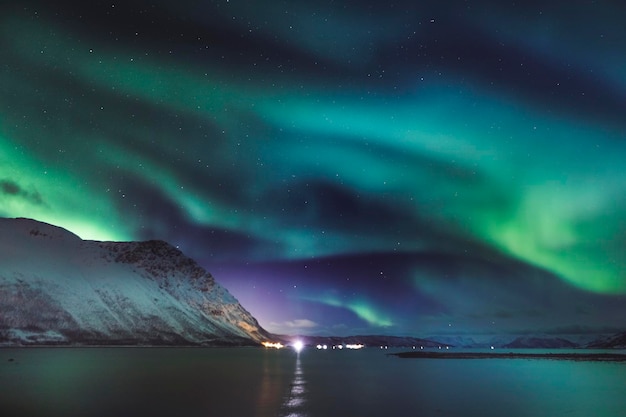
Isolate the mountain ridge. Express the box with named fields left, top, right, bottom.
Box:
left=0, top=217, right=270, bottom=346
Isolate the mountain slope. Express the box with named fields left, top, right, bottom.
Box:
left=587, top=332, right=626, bottom=349
left=0, top=217, right=270, bottom=346
left=502, top=336, right=579, bottom=349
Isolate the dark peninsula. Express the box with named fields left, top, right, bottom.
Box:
left=391, top=351, right=626, bottom=362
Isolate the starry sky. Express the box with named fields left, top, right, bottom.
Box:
left=2, top=0, right=626, bottom=338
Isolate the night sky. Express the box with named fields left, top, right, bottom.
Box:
left=2, top=0, right=626, bottom=338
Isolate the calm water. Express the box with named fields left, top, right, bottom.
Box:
left=1, top=347, right=625, bottom=417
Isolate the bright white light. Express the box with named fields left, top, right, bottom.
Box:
left=345, top=344, right=364, bottom=349
left=262, top=342, right=284, bottom=349
left=293, top=340, right=304, bottom=352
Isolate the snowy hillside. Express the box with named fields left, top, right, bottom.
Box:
left=0, top=218, right=270, bottom=346
left=587, top=332, right=626, bottom=349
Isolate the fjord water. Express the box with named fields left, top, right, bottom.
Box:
left=1, top=348, right=625, bottom=417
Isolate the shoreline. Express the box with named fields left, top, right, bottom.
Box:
left=390, top=351, right=626, bottom=362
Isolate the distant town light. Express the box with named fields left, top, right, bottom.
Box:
left=262, top=342, right=284, bottom=349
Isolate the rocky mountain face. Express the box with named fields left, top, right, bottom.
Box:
left=0, top=218, right=271, bottom=346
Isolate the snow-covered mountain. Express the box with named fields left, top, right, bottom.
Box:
left=502, top=336, right=578, bottom=349
left=426, top=334, right=583, bottom=349
left=0, top=217, right=271, bottom=346
left=587, top=332, right=626, bottom=349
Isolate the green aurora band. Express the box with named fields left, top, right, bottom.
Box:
left=2, top=2, right=626, bottom=313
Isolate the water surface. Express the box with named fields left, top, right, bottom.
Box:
left=1, top=347, right=625, bottom=417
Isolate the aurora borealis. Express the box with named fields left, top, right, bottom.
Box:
left=2, top=0, right=626, bottom=337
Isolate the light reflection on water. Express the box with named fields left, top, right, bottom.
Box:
left=256, top=349, right=286, bottom=415
left=280, top=354, right=307, bottom=417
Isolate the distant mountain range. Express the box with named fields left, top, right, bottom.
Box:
left=284, top=333, right=626, bottom=349
left=285, top=334, right=448, bottom=349
left=0, top=218, right=270, bottom=346
left=587, top=332, right=626, bottom=349
left=425, top=334, right=625, bottom=349
left=425, top=334, right=582, bottom=349
left=502, top=336, right=579, bottom=349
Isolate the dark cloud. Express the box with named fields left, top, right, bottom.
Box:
left=114, top=175, right=283, bottom=262
left=217, top=248, right=626, bottom=336
left=0, top=180, right=20, bottom=195
left=0, top=179, right=44, bottom=205
left=374, top=17, right=626, bottom=128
